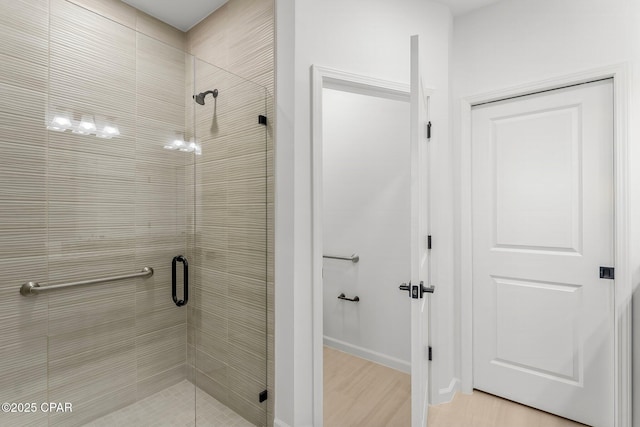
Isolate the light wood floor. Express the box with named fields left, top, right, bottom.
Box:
left=428, top=390, right=588, bottom=427
left=324, top=346, right=588, bottom=427
left=324, top=346, right=411, bottom=426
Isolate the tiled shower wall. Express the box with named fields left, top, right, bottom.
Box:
left=187, top=1, right=275, bottom=424
left=0, top=0, right=191, bottom=425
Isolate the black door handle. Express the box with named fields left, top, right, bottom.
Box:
left=399, top=281, right=435, bottom=298
left=172, top=255, right=188, bottom=307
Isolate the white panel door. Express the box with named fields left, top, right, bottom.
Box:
left=410, top=34, right=431, bottom=427
left=472, top=79, right=614, bottom=427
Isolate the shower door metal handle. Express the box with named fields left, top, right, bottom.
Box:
left=172, top=255, right=188, bottom=307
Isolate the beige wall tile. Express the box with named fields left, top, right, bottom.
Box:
left=0, top=288, right=47, bottom=347
left=228, top=273, right=267, bottom=306
left=0, top=83, right=46, bottom=123
left=192, top=328, right=229, bottom=365
left=227, top=152, right=267, bottom=181
left=0, top=229, right=46, bottom=259
left=0, top=337, right=47, bottom=402
left=228, top=366, right=268, bottom=411
left=195, top=368, right=228, bottom=405
left=63, top=0, right=137, bottom=29
left=227, top=250, right=266, bottom=281
left=135, top=240, right=187, bottom=268
left=47, top=250, right=136, bottom=282
left=227, top=177, right=267, bottom=205
left=136, top=364, right=188, bottom=400
left=0, top=390, right=48, bottom=427
left=136, top=117, right=187, bottom=163
left=227, top=390, right=266, bottom=426
left=48, top=286, right=136, bottom=336
left=0, top=112, right=47, bottom=148
left=229, top=322, right=266, bottom=361
left=0, top=0, right=48, bottom=64
left=227, top=204, right=267, bottom=229
left=189, top=307, right=227, bottom=338
left=195, top=348, right=228, bottom=385
left=135, top=286, right=187, bottom=335
left=136, top=306, right=186, bottom=337
left=49, top=317, right=135, bottom=361
left=0, top=55, right=47, bottom=92
left=136, top=11, right=185, bottom=51
left=194, top=246, right=229, bottom=273
left=193, top=283, right=228, bottom=315
left=187, top=4, right=229, bottom=67
left=49, top=384, right=136, bottom=427
left=48, top=339, right=136, bottom=404
left=228, top=340, right=267, bottom=383
left=137, top=324, right=186, bottom=380
left=0, top=256, right=47, bottom=290
left=229, top=227, right=267, bottom=253
left=0, top=201, right=45, bottom=231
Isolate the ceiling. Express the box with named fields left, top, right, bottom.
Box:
left=437, top=0, right=502, bottom=16
left=121, top=0, right=500, bottom=33
left=121, top=0, right=229, bottom=31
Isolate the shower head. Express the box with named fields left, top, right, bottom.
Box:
left=193, top=89, right=218, bottom=105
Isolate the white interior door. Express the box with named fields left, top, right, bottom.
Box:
left=410, top=34, right=431, bottom=427
left=471, top=79, right=614, bottom=427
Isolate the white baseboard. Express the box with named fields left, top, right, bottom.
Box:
left=323, top=336, right=411, bottom=373
left=436, top=377, right=460, bottom=404
left=273, top=418, right=292, bottom=427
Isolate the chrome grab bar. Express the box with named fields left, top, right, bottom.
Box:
left=323, top=253, right=359, bottom=263
left=19, top=267, right=154, bottom=296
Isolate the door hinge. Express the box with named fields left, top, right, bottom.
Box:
left=426, top=121, right=432, bottom=140
left=427, top=235, right=432, bottom=250
left=258, top=115, right=267, bottom=126
left=259, top=389, right=268, bottom=402
left=428, top=346, right=433, bottom=361
left=599, top=266, right=615, bottom=280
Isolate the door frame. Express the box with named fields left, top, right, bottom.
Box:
left=311, top=64, right=431, bottom=426
left=459, top=64, right=632, bottom=427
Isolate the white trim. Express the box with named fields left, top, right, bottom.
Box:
left=438, top=377, right=460, bottom=402
left=311, top=65, right=410, bottom=427
left=324, top=336, right=411, bottom=374
left=273, top=419, right=294, bottom=427
left=459, top=64, right=632, bottom=427
left=274, top=0, right=302, bottom=425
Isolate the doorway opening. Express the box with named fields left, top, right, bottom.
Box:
left=312, top=67, right=413, bottom=426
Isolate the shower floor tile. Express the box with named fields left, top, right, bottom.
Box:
left=83, top=380, right=254, bottom=427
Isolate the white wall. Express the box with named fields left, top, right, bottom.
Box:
left=452, top=0, right=640, bottom=424
left=322, top=88, right=411, bottom=372
left=275, top=0, right=453, bottom=425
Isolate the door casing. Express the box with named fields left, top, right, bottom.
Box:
left=310, top=64, right=434, bottom=426
left=459, top=64, right=632, bottom=427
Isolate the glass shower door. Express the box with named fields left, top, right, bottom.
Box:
left=190, top=58, right=269, bottom=426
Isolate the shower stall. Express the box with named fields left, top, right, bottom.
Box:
left=0, top=0, right=268, bottom=426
